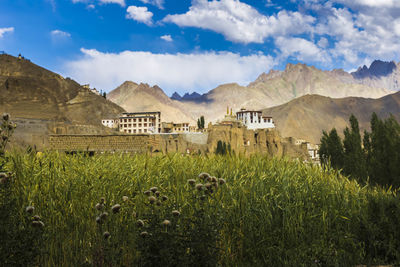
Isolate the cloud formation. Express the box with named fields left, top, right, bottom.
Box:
left=72, top=0, right=125, bottom=7
left=51, top=30, right=71, bottom=38
left=126, top=6, right=153, bottom=25
left=163, top=0, right=315, bottom=44
left=160, top=34, right=172, bottom=42
left=0, top=27, right=14, bottom=38
left=139, top=0, right=164, bottom=9
left=64, top=48, right=275, bottom=94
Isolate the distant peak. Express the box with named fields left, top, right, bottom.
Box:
left=352, top=59, right=397, bottom=79
left=171, top=92, right=182, bottom=100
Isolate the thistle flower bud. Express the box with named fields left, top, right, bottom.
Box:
left=2, top=136, right=8, bottom=141
left=195, top=184, right=204, bottom=191
left=100, top=212, right=108, bottom=220
left=7, top=124, right=13, bottom=131
left=96, top=216, right=102, bottom=224
left=100, top=197, right=105, bottom=204
left=33, top=215, right=41, bottom=221
left=150, top=187, right=158, bottom=193
left=198, top=172, right=210, bottom=180
left=32, top=220, right=45, bottom=228
left=218, top=178, right=226, bottom=185
left=187, top=179, right=196, bottom=186
left=144, top=190, right=151, bottom=196
left=111, top=204, right=121, bottom=214
left=2, top=113, right=9, bottom=121
left=172, top=210, right=180, bottom=217
left=200, top=195, right=206, bottom=201
left=103, top=231, right=111, bottom=239
left=162, top=219, right=171, bottom=226
left=122, top=196, right=129, bottom=202
left=148, top=196, right=156, bottom=204
left=26, top=206, right=34, bottom=214
left=140, top=231, right=148, bottom=238
left=205, top=183, right=212, bottom=190
left=136, top=219, right=144, bottom=227
left=211, top=176, right=217, bottom=183
left=0, top=173, right=6, bottom=178
left=155, top=191, right=160, bottom=197
left=132, top=211, right=137, bottom=218
left=161, top=195, right=168, bottom=201
left=95, top=203, right=103, bottom=210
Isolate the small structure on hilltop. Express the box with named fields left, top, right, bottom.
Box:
left=236, top=108, right=275, bottom=130
left=101, top=119, right=118, bottom=129
left=118, top=112, right=161, bottom=134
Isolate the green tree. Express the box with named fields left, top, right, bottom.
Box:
left=200, top=116, right=205, bottom=129
left=216, top=140, right=223, bottom=155
left=342, top=114, right=367, bottom=182
left=319, top=128, right=344, bottom=169
left=369, top=113, right=400, bottom=187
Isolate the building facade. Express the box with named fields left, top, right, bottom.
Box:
left=236, top=108, right=275, bottom=130
left=119, top=112, right=161, bottom=134
left=162, top=122, right=190, bottom=133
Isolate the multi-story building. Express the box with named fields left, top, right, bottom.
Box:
left=101, top=119, right=118, bottom=129
left=162, top=122, right=190, bottom=133
left=236, top=108, right=275, bottom=130
left=118, top=112, right=161, bottom=134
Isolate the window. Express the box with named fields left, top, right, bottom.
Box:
left=133, top=129, right=136, bottom=133
left=139, top=118, right=142, bottom=122
left=133, top=124, right=136, bottom=127
left=138, top=129, right=142, bottom=133
left=128, top=130, right=131, bottom=133
left=144, top=129, right=147, bottom=133
left=124, top=124, right=127, bottom=127
left=133, top=118, right=136, bottom=122
left=128, top=124, right=131, bottom=127
left=144, top=123, right=147, bottom=127
left=124, top=119, right=127, bottom=123
left=139, top=123, right=142, bottom=127
left=128, top=119, right=131, bottom=122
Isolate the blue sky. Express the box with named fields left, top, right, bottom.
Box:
left=1, top=0, right=400, bottom=95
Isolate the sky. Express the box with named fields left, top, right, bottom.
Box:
left=1, top=0, right=400, bottom=95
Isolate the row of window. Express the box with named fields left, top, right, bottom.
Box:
left=121, top=123, right=154, bottom=128
left=121, top=118, right=157, bottom=123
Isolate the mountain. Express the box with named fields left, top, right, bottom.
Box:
left=0, top=54, right=125, bottom=147
left=0, top=54, right=124, bottom=124
left=173, top=63, right=391, bottom=123
left=171, top=91, right=204, bottom=102
left=262, top=91, right=400, bottom=144
left=107, top=81, right=195, bottom=124
left=351, top=60, right=400, bottom=91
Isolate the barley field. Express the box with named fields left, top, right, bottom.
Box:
left=1, top=152, right=399, bottom=266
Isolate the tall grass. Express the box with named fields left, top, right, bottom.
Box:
left=1, top=151, right=399, bottom=266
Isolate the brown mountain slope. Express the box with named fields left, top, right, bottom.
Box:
left=0, top=54, right=124, bottom=124
left=262, top=92, right=400, bottom=144
left=0, top=54, right=125, bottom=148
left=107, top=81, right=195, bottom=124
left=175, top=63, right=391, bottom=123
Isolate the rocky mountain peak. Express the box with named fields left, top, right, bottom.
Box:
left=352, top=60, right=397, bottom=79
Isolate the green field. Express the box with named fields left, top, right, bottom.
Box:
left=1, top=152, right=400, bottom=266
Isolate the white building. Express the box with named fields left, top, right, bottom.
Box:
left=102, top=119, right=118, bottom=129
left=118, top=112, right=161, bottom=134
left=236, top=108, right=275, bottom=130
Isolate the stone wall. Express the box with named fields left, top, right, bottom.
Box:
left=48, top=125, right=309, bottom=159
left=49, top=134, right=151, bottom=152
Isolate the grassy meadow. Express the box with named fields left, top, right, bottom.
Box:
left=1, top=151, right=400, bottom=266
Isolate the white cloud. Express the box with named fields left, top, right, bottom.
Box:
left=72, top=0, right=125, bottom=7
left=139, top=0, right=164, bottom=9
left=51, top=30, right=71, bottom=38
left=126, top=6, right=153, bottom=25
left=333, top=0, right=400, bottom=8
left=64, top=48, right=275, bottom=94
left=275, top=37, right=329, bottom=63
left=163, top=0, right=315, bottom=44
left=0, top=27, right=14, bottom=38
left=160, top=34, right=173, bottom=42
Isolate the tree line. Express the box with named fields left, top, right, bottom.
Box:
left=319, top=113, right=400, bottom=188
